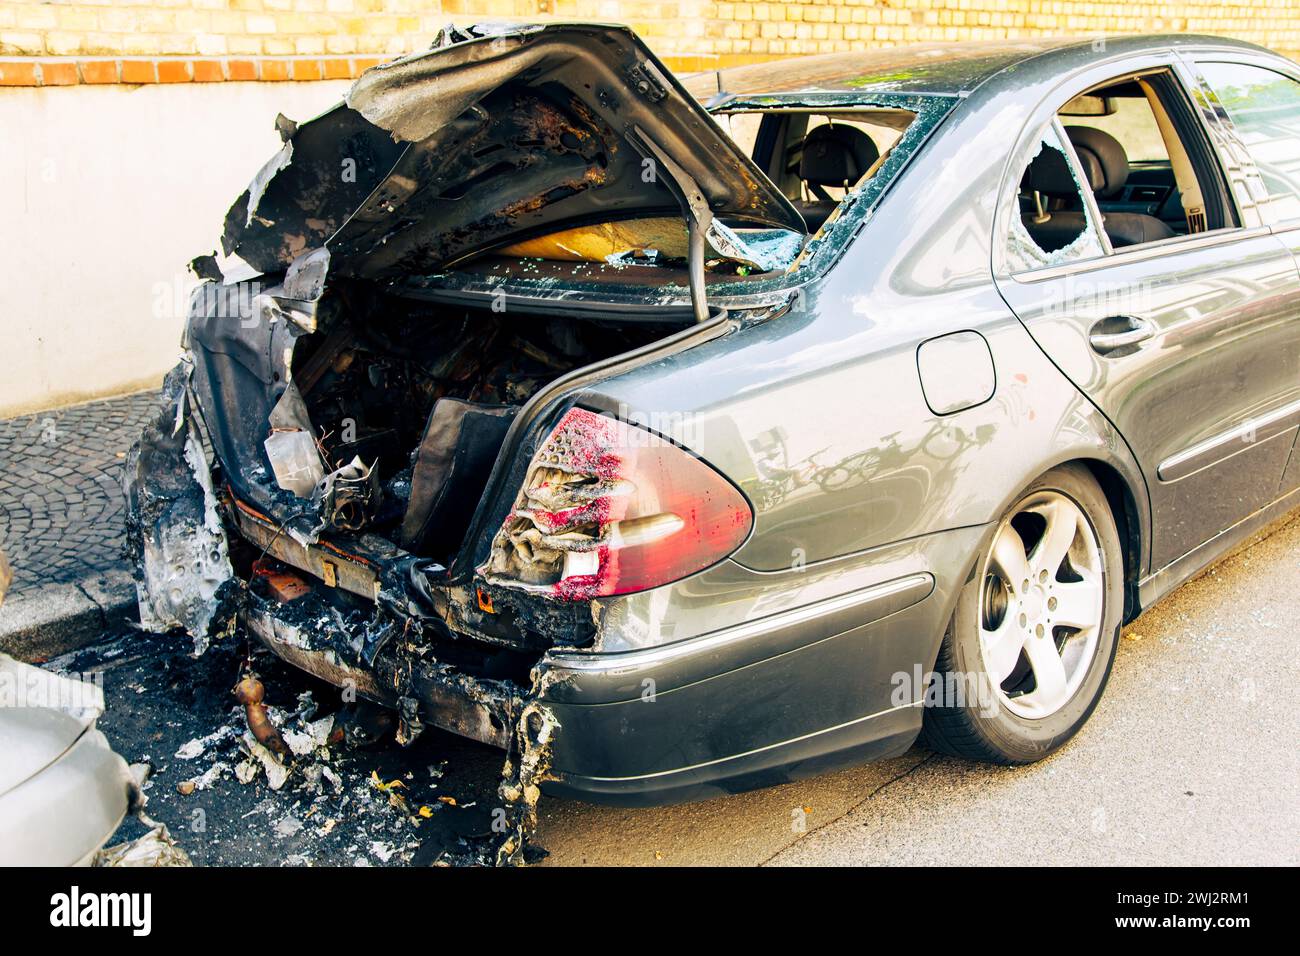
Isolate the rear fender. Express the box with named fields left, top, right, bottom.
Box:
left=122, top=363, right=236, bottom=654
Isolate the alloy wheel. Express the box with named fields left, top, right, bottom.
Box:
left=978, top=490, right=1105, bottom=719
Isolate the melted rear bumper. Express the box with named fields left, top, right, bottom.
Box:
left=242, top=589, right=521, bottom=751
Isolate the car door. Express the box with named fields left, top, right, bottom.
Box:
left=1187, top=54, right=1300, bottom=499
left=993, top=56, right=1300, bottom=574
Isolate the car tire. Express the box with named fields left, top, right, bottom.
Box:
left=922, top=464, right=1122, bottom=764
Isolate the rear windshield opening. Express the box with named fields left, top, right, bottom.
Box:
left=720, top=107, right=918, bottom=234
left=454, top=106, right=918, bottom=283
left=489, top=215, right=806, bottom=280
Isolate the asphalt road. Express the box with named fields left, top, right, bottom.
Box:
left=76, top=511, right=1300, bottom=866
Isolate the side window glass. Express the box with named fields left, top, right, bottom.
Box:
left=1006, top=124, right=1107, bottom=273
left=1200, top=62, right=1300, bottom=220
left=1063, top=94, right=1169, bottom=162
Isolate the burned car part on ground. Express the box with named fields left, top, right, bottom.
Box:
left=127, top=24, right=1300, bottom=863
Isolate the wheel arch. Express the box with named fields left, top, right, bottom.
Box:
left=974, top=451, right=1148, bottom=627
left=1077, top=458, right=1143, bottom=624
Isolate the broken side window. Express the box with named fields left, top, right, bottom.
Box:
left=1006, top=124, right=1107, bottom=273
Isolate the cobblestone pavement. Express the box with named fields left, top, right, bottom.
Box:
left=0, top=390, right=159, bottom=597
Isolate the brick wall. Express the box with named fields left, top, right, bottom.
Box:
left=2, top=0, right=1299, bottom=84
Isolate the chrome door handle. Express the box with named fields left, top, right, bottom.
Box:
left=1089, top=316, right=1154, bottom=353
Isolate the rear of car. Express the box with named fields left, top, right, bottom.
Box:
left=123, top=23, right=969, bottom=815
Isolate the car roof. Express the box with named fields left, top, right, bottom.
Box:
left=687, top=34, right=1271, bottom=101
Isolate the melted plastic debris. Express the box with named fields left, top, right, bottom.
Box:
left=123, top=362, right=236, bottom=655
left=494, top=700, right=561, bottom=865
left=59, top=630, right=548, bottom=866
left=264, top=429, right=325, bottom=498
left=94, top=825, right=193, bottom=868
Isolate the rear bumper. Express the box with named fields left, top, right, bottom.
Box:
left=240, top=523, right=984, bottom=807
left=541, top=699, right=923, bottom=806
left=242, top=575, right=934, bottom=806
left=531, top=571, right=942, bottom=806
left=243, top=593, right=523, bottom=751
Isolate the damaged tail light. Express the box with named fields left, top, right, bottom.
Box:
left=483, top=407, right=752, bottom=600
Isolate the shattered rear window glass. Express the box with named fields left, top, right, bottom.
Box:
left=1006, top=124, right=1107, bottom=273
left=721, top=107, right=917, bottom=213
left=487, top=106, right=920, bottom=279
left=496, top=216, right=805, bottom=276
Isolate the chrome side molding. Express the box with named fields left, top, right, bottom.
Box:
left=1157, top=398, right=1300, bottom=482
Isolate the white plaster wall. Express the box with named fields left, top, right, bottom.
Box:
left=0, top=80, right=352, bottom=416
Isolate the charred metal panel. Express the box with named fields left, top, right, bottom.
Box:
left=215, top=23, right=801, bottom=282
left=221, top=106, right=406, bottom=275
left=185, top=279, right=317, bottom=532
left=122, top=365, right=236, bottom=653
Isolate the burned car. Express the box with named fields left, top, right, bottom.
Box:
left=127, top=24, right=1300, bottom=831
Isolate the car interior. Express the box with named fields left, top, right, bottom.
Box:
left=462, top=108, right=916, bottom=283
left=1017, top=68, right=1237, bottom=256
left=723, top=109, right=917, bottom=232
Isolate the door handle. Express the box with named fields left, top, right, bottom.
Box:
left=1089, top=315, right=1154, bottom=353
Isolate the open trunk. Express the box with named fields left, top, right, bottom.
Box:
left=238, top=281, right=696, bottom=563
left=185, top=270, right=715, bottom=650
left=148, top=20, right=802, bottom=651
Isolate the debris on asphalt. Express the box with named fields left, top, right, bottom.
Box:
left=175, top=725, right=238, bottom=760
left=233, top=674, right=290, bottom=761
left=49, top=626, right=535, bottom=866
left=273, top=815, right=304, bottom=839
left=237, top=733, right=290, bottom=790
left=94, top=825, right=193, bottom=868
left=96, top=763, right=194, bottom=867
left=181, top=761, right=230, bottom=793
left=282, top=716, right=333, bottom=758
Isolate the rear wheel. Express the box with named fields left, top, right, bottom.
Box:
left=922, top=464, right=1122, bottom=764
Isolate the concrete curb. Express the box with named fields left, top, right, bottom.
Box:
left=0, top=567, right=137, bottom=662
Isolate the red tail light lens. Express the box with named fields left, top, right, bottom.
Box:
left=482, top=407, right=752, bottom=600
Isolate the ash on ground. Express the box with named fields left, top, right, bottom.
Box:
left=50, top=627, right=542, bottom=866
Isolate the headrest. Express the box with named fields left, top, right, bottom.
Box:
left=799, top=124, right=880, bottom=188
left=1065, top=126, right=1129, bottom=198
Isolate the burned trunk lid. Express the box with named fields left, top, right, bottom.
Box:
left=219, top=22, right=803, bottom=281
